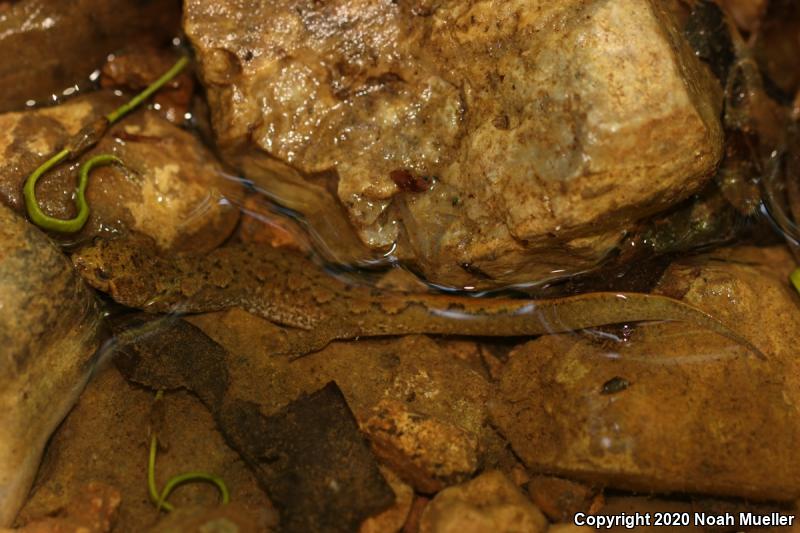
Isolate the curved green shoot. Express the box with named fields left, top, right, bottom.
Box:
left=23, top=154, right=121, bottom=233
left=24, top=56, right=189, bottom=233
left=147, top=392, right=230, bottom=513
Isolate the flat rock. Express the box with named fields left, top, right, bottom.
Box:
left=16, top=363, right=271, bottom=532
left=0, top=204, right=102, bottom=526
left=0, top=93, right=241, bottom=252
left=490, top=245, right=800, bottom=501
left=419, top=470, right=548, bottom=533
left=215, top=383, right=396, bottom=532
left=186, top=311, right=492, bottom=493
left=185, top=0, right=723, bottom=287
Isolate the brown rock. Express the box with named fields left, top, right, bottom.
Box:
left=509, top=465, right=531, bottom=488
left=360, top=468, right=414, bottom=533
left=185, top=0, right=723, bottom=287
left=0, top=0, right=180, bottom=113
left=526, top=476, right=599, bottom=523
left=185, top=313, right=492, bottom=491
left=3, top=482, right=120, bottom=533
left=0, top=94, right=241, bottom=252
left=419, top=471, right=548, bottom=533
left=490, top=245, right=800, bottom=501
left=364, top=400, right=479, bottom=493
left=0, top=205, right=102, bottom=526
left=101, top=318, right=394, bottom=532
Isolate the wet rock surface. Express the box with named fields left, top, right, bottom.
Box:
left=490, top=245, right=800, bottom=501
left=185, top=0, right=723, bottom=287
left=0, top=93, right=241, bottom=252
left=0, top=0, right=181, bottom=113
left=0, top=204, right=102, bottom=526
left=419, top=470, right=548, bottom=533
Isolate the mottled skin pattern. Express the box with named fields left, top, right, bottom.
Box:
left=72, top=236, right=763, bottom=358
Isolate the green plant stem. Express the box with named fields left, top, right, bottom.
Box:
left=790, top=268, right=800, bottom=295
left=106, top=56, right=189, bottom=125
left=147, top=392, right=230, bottom=513
left=156, top=469, right=231, bottom=512
left=23, top=56, right=189, bottom=233
left=24, top=154, right=121, bottom=232
left=148, top=433, right=172, bottom=511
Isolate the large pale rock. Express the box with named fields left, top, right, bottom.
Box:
left=185, top=0, right=723, bottom=286
left=490, top=245, right=800, bottom=501
left=0, top=205, right=102, bottom=526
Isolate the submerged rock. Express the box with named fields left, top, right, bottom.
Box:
left=185, top=0, right=723, bottom=287
left=364, top=399, right=479, bottom=493
left=0, top=93, right=241, bottom=252
left=0, top=204, right=102, bottom=526
left=185, top=311, right=492, bottom=493
left=3, top=482, right=121, bottom=533
left=16, top=363, right=271, bottom=532
left=360, top=468, right=414, bottom=533
left=419, top=470, right=548, bottom=533
left=490, top=245, right=800, bottom=501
